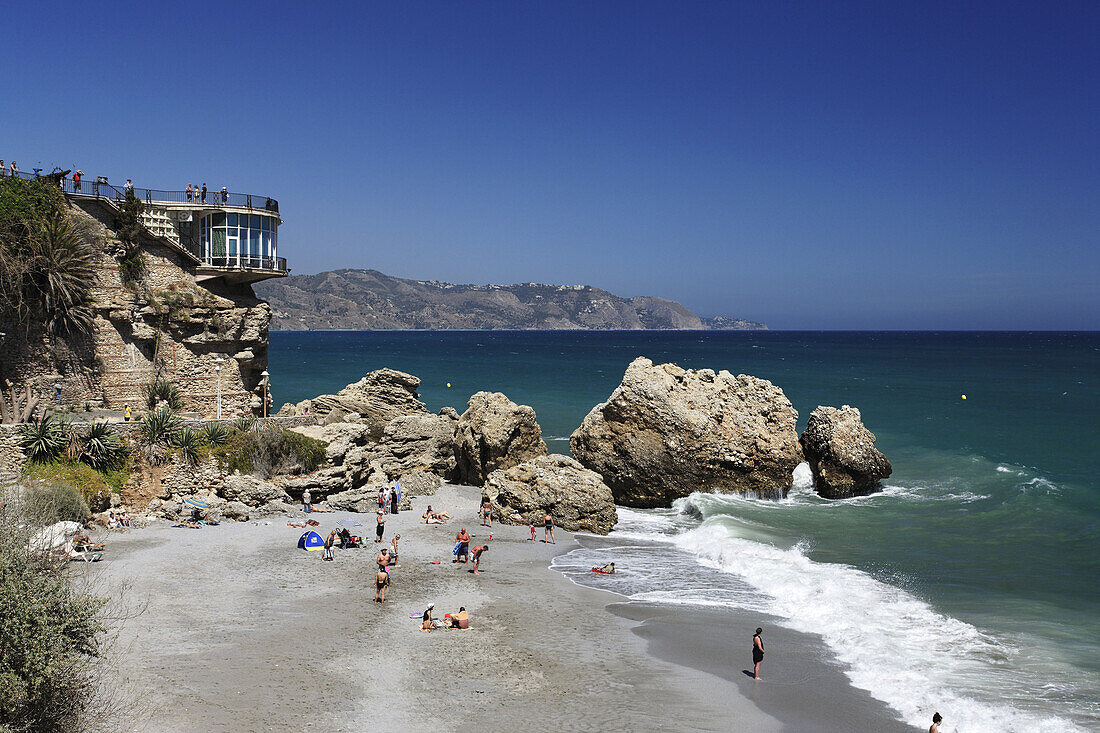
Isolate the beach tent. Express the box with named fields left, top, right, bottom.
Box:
left=298, top=531, right=326, bottom=551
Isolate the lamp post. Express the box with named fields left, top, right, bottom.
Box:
left=213, top=356, right=225, bottom=420
left=261, top=369, right=269, bottom=418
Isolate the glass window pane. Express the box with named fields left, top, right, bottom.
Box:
left=260, top=217, right=269, bottom=231
left=227, top=213, right=238, bottom=226
left=213, top=212, right=226, bottom=226
left=212, top=228, right=226, bottom=258
left=250, top=215, right=260, bottom=228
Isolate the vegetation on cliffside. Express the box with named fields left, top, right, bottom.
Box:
left=0, top=177, right=99, bottom=339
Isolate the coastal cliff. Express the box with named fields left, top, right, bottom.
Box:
left=255, top=269, right=767, bottom=331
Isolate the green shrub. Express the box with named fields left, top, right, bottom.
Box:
left=17, top=414, right=68, bottom=464
left=171, top=427, right=201, bottom=466
left=199, top=421, right=231, bottom=447
left=211, top=426, right=325, bottom=479
left=143, top=380, right=182, bottom=410
left=19, top=478, right=93, bottom=524
left=21, top=462, right=112, bottom=512
left=74, top=421, right=128, bottom=471
left=117, top=249, right=146, bottom=283
left=232, top=415, right=256, bottom=433
left=0, top=497, right=105, bottom=731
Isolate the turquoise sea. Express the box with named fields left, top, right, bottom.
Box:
left=270, top=330, right=1100, bottom=731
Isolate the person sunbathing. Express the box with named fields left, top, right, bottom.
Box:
left=447, top=607, right=469, bottom=629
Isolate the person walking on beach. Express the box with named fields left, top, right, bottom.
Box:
left=543, top=512, right=555, bottom=544
left=375, top=510, right=386, bottom=543
left=302, top=489, right=312, bottom=513
left=469, top=544, right=487, bottom=574
left=391, top=534, right=400, bottom=565
left=752, top=628, right=765, bottom=680
left=322, top=531, right=336, bottom=561
left=390, top=486, right=399, bottom=514
left=480, top=495, right=492, bottom=526
left=929, top=712, right=943, bottom=733
left=376, top=547, right=389, bottom=572
left=374, top=568, right=390, bottom=603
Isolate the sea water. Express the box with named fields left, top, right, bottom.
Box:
left=270, top=330, right=1100, bottom=731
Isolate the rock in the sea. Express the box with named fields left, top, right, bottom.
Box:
left=799, top=405, right=892, bottom=499
left=455, top=392, right=548, bottom=486
left=570, top=357, right=803, bottom=507
left=287, top=369, right=428, bottom=431
left=484, top=454, right=617, bottom=534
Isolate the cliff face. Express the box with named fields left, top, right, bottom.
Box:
left=256, top=269, right=767, bottom=331
left=0, top=198, right=272, bottom=416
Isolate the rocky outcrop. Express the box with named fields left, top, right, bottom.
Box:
left=570, top=357, right=803, bottom=507
left=394, top=470, right=442, bottom=510
left=279, top=369, right=428, bottom=431
left=371, top=412, right=459, bottom=479
left=455, top=392, right=548, bottom=486
left=325, top=483, right=389, bottom=513
left=484, top=454, right=617, bottom=534
left=799, top=406, right=892, bottom=499
left=220, top=474, right=293, bottom=506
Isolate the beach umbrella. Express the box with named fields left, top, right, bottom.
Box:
left=183, top=497, right=210, bottom=510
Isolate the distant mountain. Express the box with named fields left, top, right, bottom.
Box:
left=255, top=269, right=767, bottom=331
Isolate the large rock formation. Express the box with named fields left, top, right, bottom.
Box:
left=484, top=454, right=617, bottom=535
left=799, top=406, right=892, bottom=499
left=279, top=369, right=428, bottom=431
left=370, top=412, right=459, bottom=479
left=570, top=357, right=803, bottom=507
left=454, top=392, right=548, bottom=486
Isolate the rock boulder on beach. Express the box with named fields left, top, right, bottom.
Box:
left=799, top=405, right=892, bottom=499
left=484, top=454, right=617, bottom=534
left=454, top=392, right=548, bottom=486
left=281, top=369, right=428, bottom=431
left=570, top=357, right=803, bottom=507
left=220, top=474, right=293, bottom=507
left=370, top=411, right=459, bottom=479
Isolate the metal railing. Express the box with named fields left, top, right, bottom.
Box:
left=2, top=168, right=280, bottom=213
left=182, top=241, right=287, bottom=272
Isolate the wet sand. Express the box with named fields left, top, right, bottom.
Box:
left=86, top=484, right=912, bottom=732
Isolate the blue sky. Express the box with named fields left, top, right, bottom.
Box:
left=2, top=1, right=1097, bottom=328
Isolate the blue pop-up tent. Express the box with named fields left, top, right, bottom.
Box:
left=298, top=531, right=326, bottom=551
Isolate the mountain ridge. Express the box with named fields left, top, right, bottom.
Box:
left=254, top=268, right=767, bottom=331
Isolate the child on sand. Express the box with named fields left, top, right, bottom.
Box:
left=529, top=524, right=536, bottom=541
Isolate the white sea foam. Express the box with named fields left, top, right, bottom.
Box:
left=672, top=522, right=1087, bottom=732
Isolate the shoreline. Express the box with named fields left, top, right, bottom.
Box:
left=88, top=485, right=911, bottom=731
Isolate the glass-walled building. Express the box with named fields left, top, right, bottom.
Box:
left=199, top=212, right=279, bottom=269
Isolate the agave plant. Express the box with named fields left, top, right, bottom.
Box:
left=26, top=213, right=97, bottom=338
left=199, top=421, right=231, bottom=447
left=232, top=415, right=256, bottom=433
left=140, top=406, right=182, bottom=447
left=78, top=420, right=127, bottom=470
left=171, top=427, right=202, bottom=466
left=143, top=379, right=183, bottom=410
left=16, top=413, right=67, bottom=463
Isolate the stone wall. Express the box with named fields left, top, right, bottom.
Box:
left=0, top=428, right=25, bottom=484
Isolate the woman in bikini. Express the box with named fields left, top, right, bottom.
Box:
left=480, top=495, right=493, bottom=526
left=543, top=512, right=555, bottom=544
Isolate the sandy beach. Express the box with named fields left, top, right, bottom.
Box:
left=85, top=484, right=916, bottom=732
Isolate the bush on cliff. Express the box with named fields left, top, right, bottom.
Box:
left=21, top=463, right=117, bottom=516
left=0, top=176, right=98, bottom=338
left=0, top=496, right=107, bottom=732
left=18, top=480, right=92, bottom=525
left=209, top=426, right=326, bottom=479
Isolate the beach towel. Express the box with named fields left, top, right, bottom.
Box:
left=452, top=541, right=463, bottom=557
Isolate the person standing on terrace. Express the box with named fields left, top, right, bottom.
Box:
left=221, top=186, right=228, bottom=204
left=124, top=179, right=133, bottom=193
left=201, top=182, right=207, bottom=203
left=186, top=183, right=193, bottom=202
left=1, top=161, right=6, bottom=176
left=73, top=170, right=82, bottom=192
left=9, top=161, right=17, bottom=175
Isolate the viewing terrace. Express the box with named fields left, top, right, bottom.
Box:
left=4, top=168, right=288, bottom=283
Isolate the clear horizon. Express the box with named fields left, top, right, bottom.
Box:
left=2, top=1, right=1096, bottom=329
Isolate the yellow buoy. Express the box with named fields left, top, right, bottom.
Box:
left=961, top=394, right=967, bottom=400
left=447, top=382, right=451, bottom=388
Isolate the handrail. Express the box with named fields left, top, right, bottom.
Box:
left=2, top=168, right=280, bottom=213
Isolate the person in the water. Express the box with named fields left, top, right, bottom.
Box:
left=929, top=712, right=943, bottom=733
